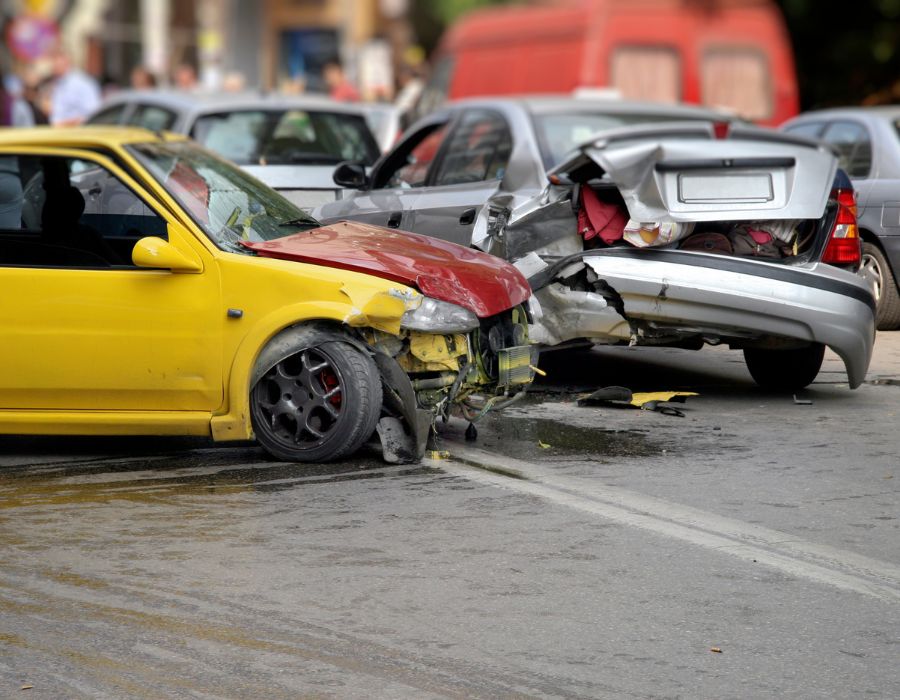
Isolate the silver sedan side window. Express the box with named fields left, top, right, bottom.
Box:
left=821, top=121, right=872, bottom=178
left=381, top=123, right=450, bottom=189
left=432, top=110, right=513, bottom=186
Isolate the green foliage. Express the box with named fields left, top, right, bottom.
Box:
left=775, top=0, right=900, bottom=107
left=410, top=0, right=519, bottom=53
left=430, top=0, right=519, bottom=24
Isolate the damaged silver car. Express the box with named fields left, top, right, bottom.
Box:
left=492, top=122, right=874, bottom=389
left=321, top=112, right=874, bottom=390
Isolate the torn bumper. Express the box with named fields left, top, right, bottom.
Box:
left=530, top=248, right=875, bottom=388
left=370, top=305, right=537, bottom=463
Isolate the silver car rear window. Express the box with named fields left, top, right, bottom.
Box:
left=532, top=112, right=718, bottom=170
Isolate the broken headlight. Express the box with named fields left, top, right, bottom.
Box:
left=400, top=296, right=479, bottom=333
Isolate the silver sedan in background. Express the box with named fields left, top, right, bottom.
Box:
left=87, top=90, right=382, bottom=210
left=782, top=106, right=900, bottom=329
left=316, top=97, right=733, bottom=243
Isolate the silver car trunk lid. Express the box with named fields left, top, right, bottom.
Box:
left=549, top=123, right=838, bottom=222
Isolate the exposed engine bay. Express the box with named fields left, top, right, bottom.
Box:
left=362, top=305, right=536, bottom=462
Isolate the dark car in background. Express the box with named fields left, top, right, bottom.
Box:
left=782, top=106, right=900, bottom=329
left=86, top=90, right=382, bottom=210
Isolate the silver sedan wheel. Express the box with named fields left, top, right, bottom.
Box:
left=861, top=242, right=900, bottom=330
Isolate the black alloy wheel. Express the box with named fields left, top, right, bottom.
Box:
left=251, top=341, right=382, bottom=462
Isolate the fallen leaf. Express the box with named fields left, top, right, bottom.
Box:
left=21, top=685, right=33, bottom=690
left=710, top=647, right=723, bottom=654
left=538, top=440, right=551, bottom=449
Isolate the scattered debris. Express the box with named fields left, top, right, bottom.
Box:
left=577, top=385, right=633, bottom=406
left=793, top=394, right=813, bottom=405
left=638, top=401, right=686, bottom=417
left=630, top=391, right=698, bottom=408
left=577, top=386, right=698, bottom=417
left=426, top=450, right=450, bottom=460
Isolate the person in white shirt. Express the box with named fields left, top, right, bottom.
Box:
left=49, top=49, right=100, bottom=126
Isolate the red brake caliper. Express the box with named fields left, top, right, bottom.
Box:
left=320, top=369, right=342, bottom=408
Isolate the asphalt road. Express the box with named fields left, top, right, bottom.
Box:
left=1, top=335, right=898, bottom=698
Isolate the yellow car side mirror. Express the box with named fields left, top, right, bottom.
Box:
left=132, top=236, right=203, bottom=272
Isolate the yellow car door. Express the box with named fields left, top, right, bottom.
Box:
left=0, top=147, right=223, bottom=414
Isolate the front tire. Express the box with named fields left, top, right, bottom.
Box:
left=860, top=241, right=900, bottom=330
left=743, top=343, right=825, bottom=391
left=251, top=340, right=382, bottom=462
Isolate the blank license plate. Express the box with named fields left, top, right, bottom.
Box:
left=679, top=173, right=774, bottom=203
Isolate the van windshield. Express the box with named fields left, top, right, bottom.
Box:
left=532, top=111, right=719, bottom=170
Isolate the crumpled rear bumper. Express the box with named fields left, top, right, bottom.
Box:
left=529, top=248, right=875, bottom=388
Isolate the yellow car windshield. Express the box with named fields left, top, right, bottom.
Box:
left=129, top=141, right=320, bottom=252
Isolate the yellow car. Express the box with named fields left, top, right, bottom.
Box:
left=0, top=128, right=535, bottom=462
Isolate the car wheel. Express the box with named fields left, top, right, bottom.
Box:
left=251, top=340, right=382, bottom=462
left=860, top=242, right=900, bottom=330
left=743, top=343, right=826, bottom=391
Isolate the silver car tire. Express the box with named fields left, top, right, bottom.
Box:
left=861, top=242, right=900, bottom=331
left=251, top=340, right=382, bottom=462
left=743, top=343, right=825, bottom=391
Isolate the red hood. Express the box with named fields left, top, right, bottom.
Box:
left=242, top=221, right=531, bottom=318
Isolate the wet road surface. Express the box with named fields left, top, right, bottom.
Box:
left=1, top=338, right=899, bottom=698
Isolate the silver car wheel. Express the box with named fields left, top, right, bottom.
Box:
left=860, top=249, right=883, bottom=301
left=861, top=242, right=900, bottom=330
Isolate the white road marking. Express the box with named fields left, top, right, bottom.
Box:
left=425, top=445, right=900, bottom=603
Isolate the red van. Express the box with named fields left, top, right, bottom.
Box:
left=415, top=0, right=798, bottom=127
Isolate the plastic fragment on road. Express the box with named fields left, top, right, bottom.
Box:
left=630, top=391, right=698, bottom=408
left=577, top=387, right=698, bottom=417
left=576, top=385, right=633, bottom=406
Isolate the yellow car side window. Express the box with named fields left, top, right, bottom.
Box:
left=0, top=154, right=167, bottom=268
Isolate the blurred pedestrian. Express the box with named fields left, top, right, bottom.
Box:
left=323, top=61, right=359, bottom=102
left=49, top=48, right=101, bottom=126
left=173, top=63, right=198, bottom=91
left=222, top=71, right=245, bottom=93
left=19, top=67, right=49, bottom=124
left=130, top=65, right=157, bottom=90
left=0, top=75, right=30, bottom=228
left=1, top=75, right=35, bottom=127
left=395, top=63, right=425, bottom=114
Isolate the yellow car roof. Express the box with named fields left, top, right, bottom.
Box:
left=0, top=126, right=188, bottom=149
